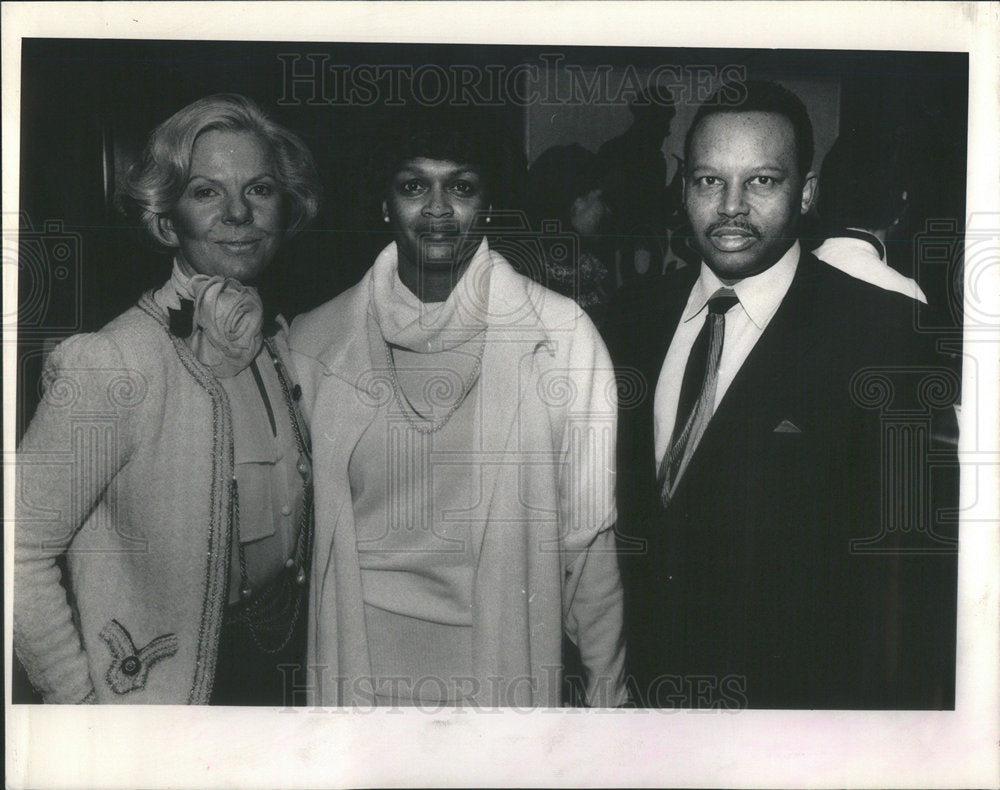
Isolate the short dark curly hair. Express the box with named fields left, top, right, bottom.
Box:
left=684, top=79, right=815, bottom=179
left=118, top=93, right=320, bottom=246
left=369, top=105, right=525, bottom=212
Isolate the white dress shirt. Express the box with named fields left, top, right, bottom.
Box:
left=653, top=242, right=800, bottom=467
left=813, top=233, right=927, bottom=303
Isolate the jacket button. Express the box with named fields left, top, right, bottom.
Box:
left=297, top=455, right=311, bottom=478
left=292, top=384, right=302, bottom=401
left=121, top=655, right=141, bottom=676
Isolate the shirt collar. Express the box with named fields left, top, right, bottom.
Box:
left=828, top=230, right=887, bottom=262
left=684, top=241, right=800, bottom=330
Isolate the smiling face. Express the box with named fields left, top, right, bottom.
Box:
left=683, top=111, right=816, bottom=283
left=160, top=129, right=285, bottom=282
left=383, top=157, right=490, bottom=274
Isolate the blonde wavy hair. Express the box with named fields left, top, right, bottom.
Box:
left=118, top=93, right=320, bottom=246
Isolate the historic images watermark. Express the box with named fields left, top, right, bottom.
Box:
left=843, top=213, right=998, bottom=555
left=277, top=54, right=747, bottom=108
left=276, top=665, right=748, bottom=712
left=4, top=212, right=84, bottom=337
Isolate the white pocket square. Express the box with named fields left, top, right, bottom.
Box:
left=773, top=419, right=802, bottom=433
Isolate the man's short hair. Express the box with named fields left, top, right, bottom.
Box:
left=684, top=79, right=814, bottom=178
left=817, top=128, right=908, bottom=231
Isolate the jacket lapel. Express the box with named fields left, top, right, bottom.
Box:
left=716, top=251, right=826, bottom=419
left=469, top=260, right=553, bottom=563
left=306, top=286, right=383, bottom=611
left=668, top=252, right=827, bottom=500
left=637, top=272, right=695, bottom=385
left=615, top=269, right=698, bottom=481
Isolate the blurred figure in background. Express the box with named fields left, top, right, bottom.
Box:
left=813, top=128, right=927, bottom=303
left=526, top=143, right=615, bottom=329
left=598, top=89, right=678, bottom=284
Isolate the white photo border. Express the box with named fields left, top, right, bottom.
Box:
left=3, top=2, right=998, bottom=788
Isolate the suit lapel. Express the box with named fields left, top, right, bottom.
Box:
left=719, top=253, right=825, bottom=415
left=637, top=272, right=695, bottom=384
left=668, top=252, right=827, bottom=500
left=637, top=271, right=699, bottom=473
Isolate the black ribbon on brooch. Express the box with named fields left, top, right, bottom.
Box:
left=167, top=295, right=279, bottom=339
left=168, top=299, right=194, bottom=338
left=261, top=289, right=280, bottom=337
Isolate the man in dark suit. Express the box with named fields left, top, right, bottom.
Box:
left=605, top=81, right=958, bottom=709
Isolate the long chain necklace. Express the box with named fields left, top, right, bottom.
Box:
left=228, top=337, right=313, bottom=654
left=382, top=330, right=487, bottom=435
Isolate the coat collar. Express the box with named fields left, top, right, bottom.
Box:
left=667, top=248, right=826, bottom=414
left=306, top=244, right=558, bottom=566
left=314, top=243, right=555, bottom=382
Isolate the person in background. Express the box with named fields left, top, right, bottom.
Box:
left=15, top=94, right=320, bottom=704
left=525, top=143, right=615, bottom=329
left=605, top=80, right=957, bottom=709
left=813, top=128, right=928, bottom=303
left=290, top=106, right=627, bottom=708
left=598, top=89, right=678, bottom=283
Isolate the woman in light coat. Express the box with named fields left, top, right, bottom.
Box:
left=290, top=107, right=626, bottom=707
left=15, top=94, right=319, bottom=704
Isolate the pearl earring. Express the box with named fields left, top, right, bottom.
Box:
left=383, top=215, right=390, bottom=223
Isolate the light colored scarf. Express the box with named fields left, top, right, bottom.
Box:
left=369, top=238, right=492, bottom=353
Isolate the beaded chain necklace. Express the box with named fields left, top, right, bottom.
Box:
left=228, top=337, right=313, bottom=654
left=381, top=329, right=487, bottom=435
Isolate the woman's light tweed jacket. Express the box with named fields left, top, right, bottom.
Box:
left=289, top=244, right=627, bottom=707
left=14, top=291, right=301, bottom=704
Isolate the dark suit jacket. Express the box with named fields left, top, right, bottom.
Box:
left=605, top=251, right=958, bottom=709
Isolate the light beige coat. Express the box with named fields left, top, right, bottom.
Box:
left=289, top=245, right=626, bottom=707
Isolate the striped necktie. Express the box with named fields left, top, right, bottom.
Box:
left=658, top=288, right=739, bottom=504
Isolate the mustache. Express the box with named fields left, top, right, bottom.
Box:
left=416, top=221, right=461, bottom=233
left=706, top=219, right=761, bottom=237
